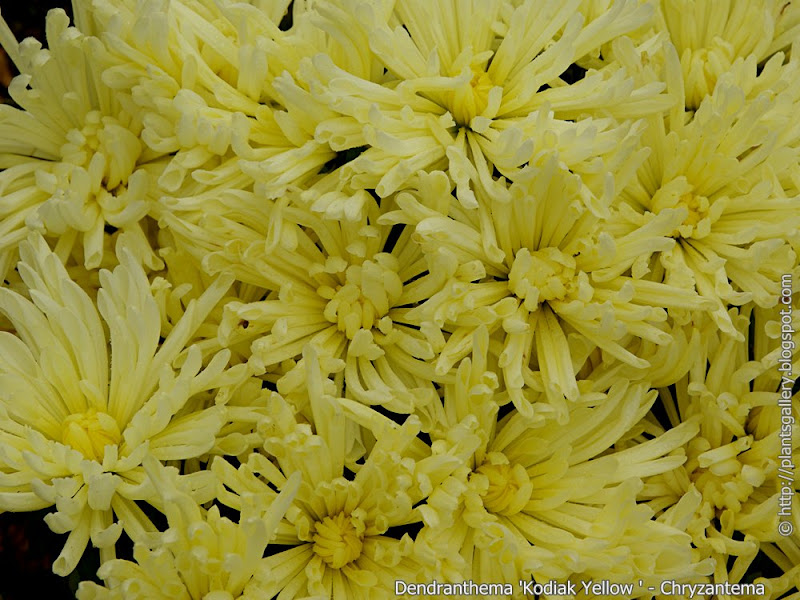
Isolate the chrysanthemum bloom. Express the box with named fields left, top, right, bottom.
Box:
left=89, top=0, right=367, bottom=200
left=165, top=187, right=443, bottom=414
left=290, top=0, right=672, bottom=210
left=612, top=53, right=800, bottom=339
left=0, top=9, right=171, bottom=274
left=609, top=35, right=800, bottom=330
left=658, top=0, right=800, bottom=108
left=212, top=349, right=439, bottom=599
left=391, top=165, right=710, bottom=418
left=400, top=328, right=711, bottom=588
left=639, top=307, right=799, bottom=581
left=76, top=457, right=302, bottom=600
left=0, top=235, right=249, bottom=574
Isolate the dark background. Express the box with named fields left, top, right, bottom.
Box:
left=1, top=1, right=74, bottom=98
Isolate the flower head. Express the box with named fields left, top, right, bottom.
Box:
left=167, top=188, right=443, bottom=414
left=0, top=0, right=798, bottom=595
left=641, top=307, right=799, bottom=564
left=212, top=348, right=432, bottom=598
left=0, top=10, right=169, bottom=271
left=0, top=234, right=248, bottom=574
left=393, top=164, right=709, bottom=418
left=401, top=328, right=711, bottom=586
left=90, top=0, right=345, bottom=200
left=658, top=0, right=800, bottom=108
left=292, top=0, right=671, bottom=209
left=614, top=53, right=800, bottom=338
left=76, top=457, right=302, bottom=600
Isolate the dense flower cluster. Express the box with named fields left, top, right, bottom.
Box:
left=0, top=0, right=798, bottom=598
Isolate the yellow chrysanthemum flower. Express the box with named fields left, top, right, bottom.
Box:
left=373, top=328, right=712, bottom=591
left=658, top=0, right=800, bottom=108
left=211, top=349, right=433, bottom=599
left=76, top=457, right=302, bottom=600
left=163, top=187, right=442, bottom=414
left=613, top=53, right=800, bottom=339
left=0, top=9, right=170, bottom=273
left=89, top=0, right=358, bottom=201
left=289, top=0, right=671, bottom=210
left=639, top=305, right=799, bottom=584
left=391, top=165, right=710, bottom=418
left=0, top=234, right=248, bottom=574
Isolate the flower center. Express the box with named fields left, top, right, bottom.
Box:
left=31, top=110, right=150, bottom=267
left=61, top=110, right=143, bottom=191
left=687, top=435, right=760, bottom=514
left=319, top=254, right=403, bottom=339
left=672, top=191, right=711, bottom=238
left=508, top=247, right=577, bottom=311
left=473, top=457, right=532, bottom=516
left=62, top=408, right=122, bottom=461
left=312, top=512, right=365, bottom=569
left=448, top=64, right=494, bottom=126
